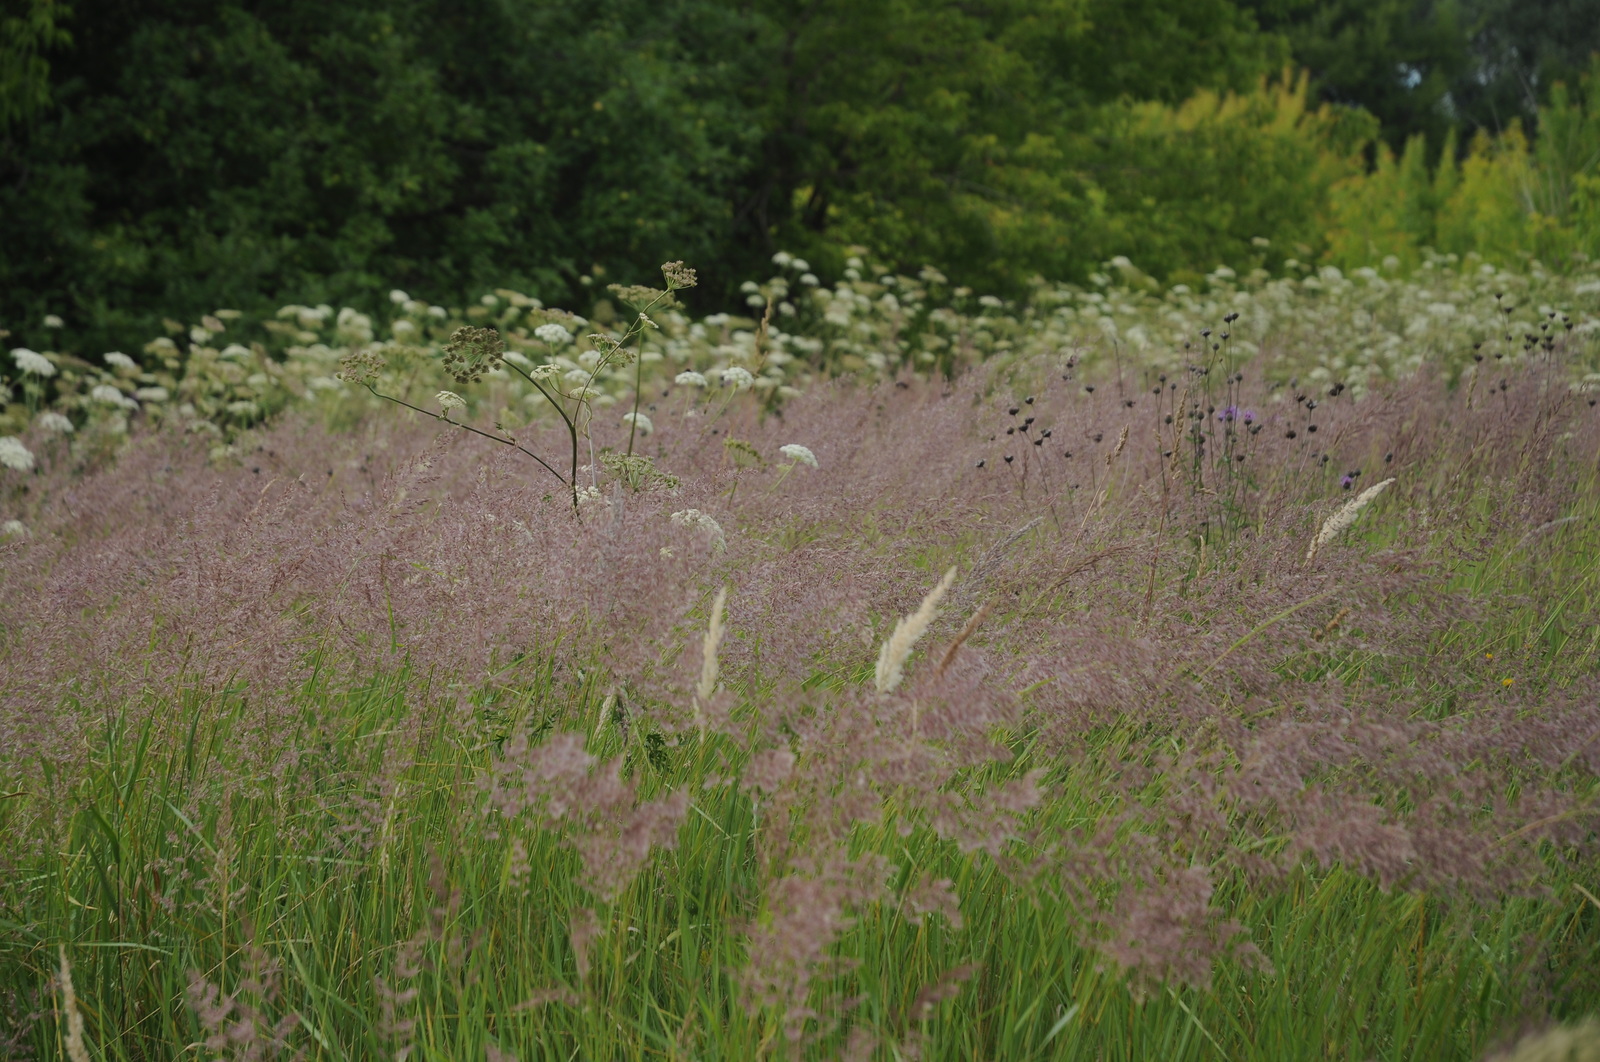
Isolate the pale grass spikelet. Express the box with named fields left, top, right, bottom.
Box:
left=1306, top=477, right=1396, bottom=563
left=1106, top=424, right=1129, bottom=466
left=875, top=567, right=957, bottom=694
left=695, top=586, right=728, bottom=732
left=58, top=946, right=92, bottom=1062
left=0, top=436, right=36, bottom=472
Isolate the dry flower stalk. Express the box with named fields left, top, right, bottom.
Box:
left=936, top=599, right=994, bottom=677
left=876, top=567, right=957, bottom=694
left=1106, top=424, right=1130, bottom=466
left=1306, top=477, right=1396, bottom=563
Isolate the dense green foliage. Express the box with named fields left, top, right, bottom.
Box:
left=0, top=0, right=1596, bottom=357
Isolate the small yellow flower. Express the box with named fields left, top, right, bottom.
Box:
left=1484, top=652, right=1493, bottom=661
left=1502, top=677, right=1514, bottom=687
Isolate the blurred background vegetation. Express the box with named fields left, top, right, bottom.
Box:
left=2, top=0, right=1597, bottom=353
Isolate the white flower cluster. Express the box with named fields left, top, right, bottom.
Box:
left=535, top=323, right=571, bottom=346
left=0, top=436, right=36, bottom=471
left=671, top=508, right=726, bottom=551
left=11, top=348, right=54, bottom=377
left=8, top=253, right=1597, bottom=458
left=779, top=443, right=818, bottom=468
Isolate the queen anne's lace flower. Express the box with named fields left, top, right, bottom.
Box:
left=90, top=384, right=135, bottom=408
left=103, top=352, right=136, bottom=371
left=675, top=371, right=707, bottom=387
left=535, top=323, right=571, bottom=346
left=779, top=443, right=818, bottom=468
left=43, top=314, right=63, bottom=328
left=721, top=366, right=755, bottom=390
left=35, top=412, right=73, bottom=434
left=671, top=508, right=726, bottom=551
left=622, top=411, right=653, bottom=435
left=11, top=348, right=54, bottom=377
left=436, top=390, right=467, bottom=414
left=0, top=437, right=36, bottom=471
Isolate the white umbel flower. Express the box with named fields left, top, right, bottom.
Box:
left=35, top=411, right=74, bottom=434
left=671, top=508, right=726, bottom=551
left=103, top=352, right=136, bottom=371
left=622, top=411, right=653, bottom=435
left=390, top=289, right=410, bottom=304
left=1, top=519, right=27, bottom=538
left=11, top=348, right=55, bottom=377
left=0, top=437, right=36, bottom=472
left=675, top=371, right=708, bottom=387
left=535, top=323, right=571, bottom=346
left=721, top=366, right=754, bottom=390
left=90, top=384, right=136, bottom=408
left=43, top=314, right=63, bottom=328
left=779, top=443, right=818, bottom=468
left=436, top=390, right=467, bottom=415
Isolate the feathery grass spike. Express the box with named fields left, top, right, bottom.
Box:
left=1307, top=477, right=1395, bottom=563
left=876, top=567, right=958, bottom=694
left=695, top=587, right=728, bottom=732
left=58, top=946, right=92, bottom=1062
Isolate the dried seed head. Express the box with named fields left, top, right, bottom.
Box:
left=441, top=326, right=504, bottom=384
left=661, top=260, right=699, bottom=289
left=336, top=347, right=387, bottom=385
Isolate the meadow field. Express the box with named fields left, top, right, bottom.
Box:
left=3, top=254, right=1600, bottom=1059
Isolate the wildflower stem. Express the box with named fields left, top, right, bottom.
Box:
left=501, top=360, right=582, bottom=507
left=623, top=289, right=673, bottom=461
left=362, top=384, right=570, bottom=493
